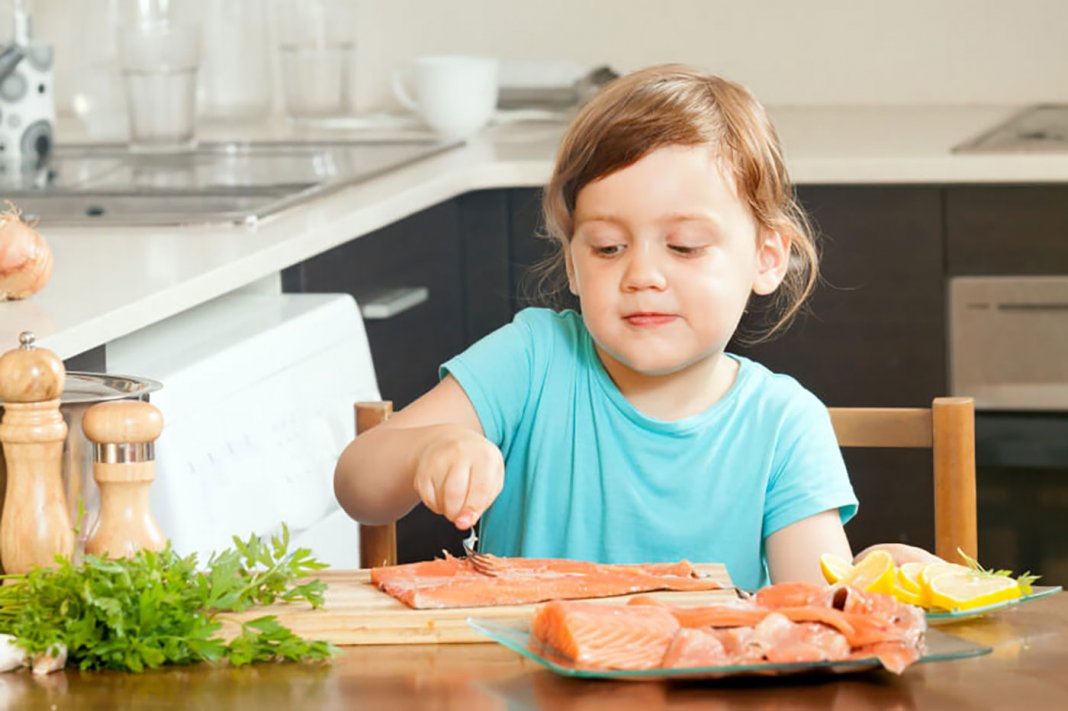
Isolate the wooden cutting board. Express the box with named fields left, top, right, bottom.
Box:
left=222, top=564, right=735, bottom=646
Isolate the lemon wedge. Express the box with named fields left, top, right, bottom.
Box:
left=840, top=549, right=896, bottom=595
left=819, top=553, right=854, bottom=584
left=927, top=570, right=1022, bottom=612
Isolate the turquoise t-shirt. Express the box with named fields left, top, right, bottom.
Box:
left=441, top=308, right=858, bottom=591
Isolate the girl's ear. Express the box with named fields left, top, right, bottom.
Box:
left=752, top=229, right=790, bottom=296
left=564, top=245, right=580, bottom=296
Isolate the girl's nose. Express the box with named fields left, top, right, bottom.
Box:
left=621, top=247, right=667, bottom=291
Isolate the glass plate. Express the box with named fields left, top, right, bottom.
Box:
left=466, top=618, right=990, bottom=680
left=926, top=585, right=1062, bottom=624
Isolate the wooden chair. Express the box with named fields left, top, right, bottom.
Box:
left=355, top=401, right=398, bottom=568
left=353, top=396, right=978, bottom=568
left=828, top=396, right=977, bottom=561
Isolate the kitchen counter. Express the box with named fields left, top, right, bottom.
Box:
left=1, top=590, right=1065, bottom=710
left=2, top=104, right=1067, bottom=361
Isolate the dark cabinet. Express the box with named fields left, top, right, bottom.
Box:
left=946, top=186, right=1068, bottom=274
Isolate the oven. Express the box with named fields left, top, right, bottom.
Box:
left=950, top=276, right=1068, bottom=581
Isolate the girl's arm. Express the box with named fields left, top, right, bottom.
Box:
left=765, top=509, right=852, bottom=585
left=333, top=375, right=504, bottom=529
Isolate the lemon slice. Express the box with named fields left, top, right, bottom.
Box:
left=819, top=553, right=854, bottom=584
left=890, top=583, right=924, bottom=606
left=840, top=549, right=895, bottom=595
left=920, top=562, right=971, bottom=591
left=896, top=562, right=929, bottom=606
left=927, top=570, right=1022, bottom=612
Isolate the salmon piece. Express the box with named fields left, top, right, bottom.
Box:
left=754, top=581, right=831, bottom=609
left=371, top=554, right=722, bottom=610
left=529, top=583, right=926, bottom=675
left=531, top=600, right=679, bottom=670
left=661, top=628, right=730, bottom=668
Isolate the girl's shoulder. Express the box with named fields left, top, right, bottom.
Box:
left=512, top=307, right=586, bottom=347
left=731, top=354, right=829, bottom=419
left=514, top=306, right=583, bottom=331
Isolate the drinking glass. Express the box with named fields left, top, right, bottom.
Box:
left=275, top=0, right=356, bottom=121
left=117, top=2, right=201, bottom=153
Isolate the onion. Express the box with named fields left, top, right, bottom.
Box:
left=0, top=204, right=53, bottom=301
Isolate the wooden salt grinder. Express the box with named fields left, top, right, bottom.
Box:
left=0, top=331, right=74, bottom=574
left=83, top=400, right=166, bottom=558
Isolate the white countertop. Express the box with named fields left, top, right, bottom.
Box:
left=2, top=104, right=1066, bottom=361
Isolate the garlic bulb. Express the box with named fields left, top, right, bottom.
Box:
left=30, top=643, right=67, bottom=675
left=0, top=634, right=28, bottom=672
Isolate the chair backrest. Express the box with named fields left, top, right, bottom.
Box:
left=354, top=396, right=978, bottom=568
left=355, top=401, right=398, bottom=568
left=828, top=396, right=977, bottom=561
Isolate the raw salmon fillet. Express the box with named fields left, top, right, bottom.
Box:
left=370, top=553, right=722, bottom=609
left=530, top=581, right=926, bottom=675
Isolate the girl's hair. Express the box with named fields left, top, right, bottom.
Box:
left=537, top=64, right=818, bottom=345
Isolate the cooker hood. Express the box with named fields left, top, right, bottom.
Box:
left=2, top=139, right=460, bottom=226
left=953, top=104, right=1068, bottom=154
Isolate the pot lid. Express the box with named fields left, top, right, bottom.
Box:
left=60, top=371, right=162, bottom=404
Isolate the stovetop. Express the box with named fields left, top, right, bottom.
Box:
left=1, top=139, right=461, bottom=226
left=953, top=104, right=1068, bottom=154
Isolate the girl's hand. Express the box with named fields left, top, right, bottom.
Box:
left=854, top=543, right=946, bottom=567
left=411, top=424, right=505, bottom=530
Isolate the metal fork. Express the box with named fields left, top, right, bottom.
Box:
left=461, top=528, right=501, bottom=577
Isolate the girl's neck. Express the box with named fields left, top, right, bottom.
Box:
left=595, top=345, right=739, bottom=421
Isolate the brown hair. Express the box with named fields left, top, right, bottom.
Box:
left=537, top=64, right=818, bottom=344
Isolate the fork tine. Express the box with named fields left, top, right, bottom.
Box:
left=461, top=529, right=501, bottom=577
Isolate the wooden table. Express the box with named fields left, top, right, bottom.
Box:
left=2, top=591, right=1065, bottom=710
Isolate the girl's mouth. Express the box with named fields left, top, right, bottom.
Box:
left=624, top=312, right=676, bottom=327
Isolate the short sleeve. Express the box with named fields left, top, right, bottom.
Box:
left=439, top=312, right=537, bottom=450
left=762, top=391, right=858, bottom=537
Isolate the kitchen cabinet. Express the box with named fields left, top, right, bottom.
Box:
left=946, top=186, right=1068, bottom=274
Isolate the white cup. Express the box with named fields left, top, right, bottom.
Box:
left=392, top=55, right=498, bottom=140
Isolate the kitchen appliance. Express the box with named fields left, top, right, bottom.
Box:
left=953, top=104, right=1068, bottom=153
left=0, top=0, right=55, bottom=173
left=949, top=275, right=1068, bottom=582
left=4, top=138, right=460, bottom=225
left=105, top=290, right=380, bottom=568
left=950, top=276, right=1068, bottom=412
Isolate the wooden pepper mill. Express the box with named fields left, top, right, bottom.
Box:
left=0, top=331, right=74, bottom=574
left=82, top=400, right=166, bottom=558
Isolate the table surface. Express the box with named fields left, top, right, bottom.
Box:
left=2, top=591, right=1064, bottom=711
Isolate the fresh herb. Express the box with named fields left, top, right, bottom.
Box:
left=956, top=547, right=1040, bottom=595
left=0, top=524, right=337, bottom=672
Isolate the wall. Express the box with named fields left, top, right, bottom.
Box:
left=10, top=0, right=1068, bottom=124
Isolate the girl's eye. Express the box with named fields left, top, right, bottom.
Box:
left=593, top=244, right=623, bottom=257
left=669, top=244, right=707, bottom=256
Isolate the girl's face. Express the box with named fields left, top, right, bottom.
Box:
left=567, top=144, right=789, bottom=379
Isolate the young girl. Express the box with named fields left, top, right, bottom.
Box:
left=335, top=65, right=887, bottom=591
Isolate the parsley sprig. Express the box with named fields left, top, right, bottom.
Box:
left=0, top=525, right=337, bottom=672
left=957, top=547, right=1041, bottom=595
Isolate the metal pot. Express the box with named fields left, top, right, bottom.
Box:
left=0, top=371, right=161, bottom=562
